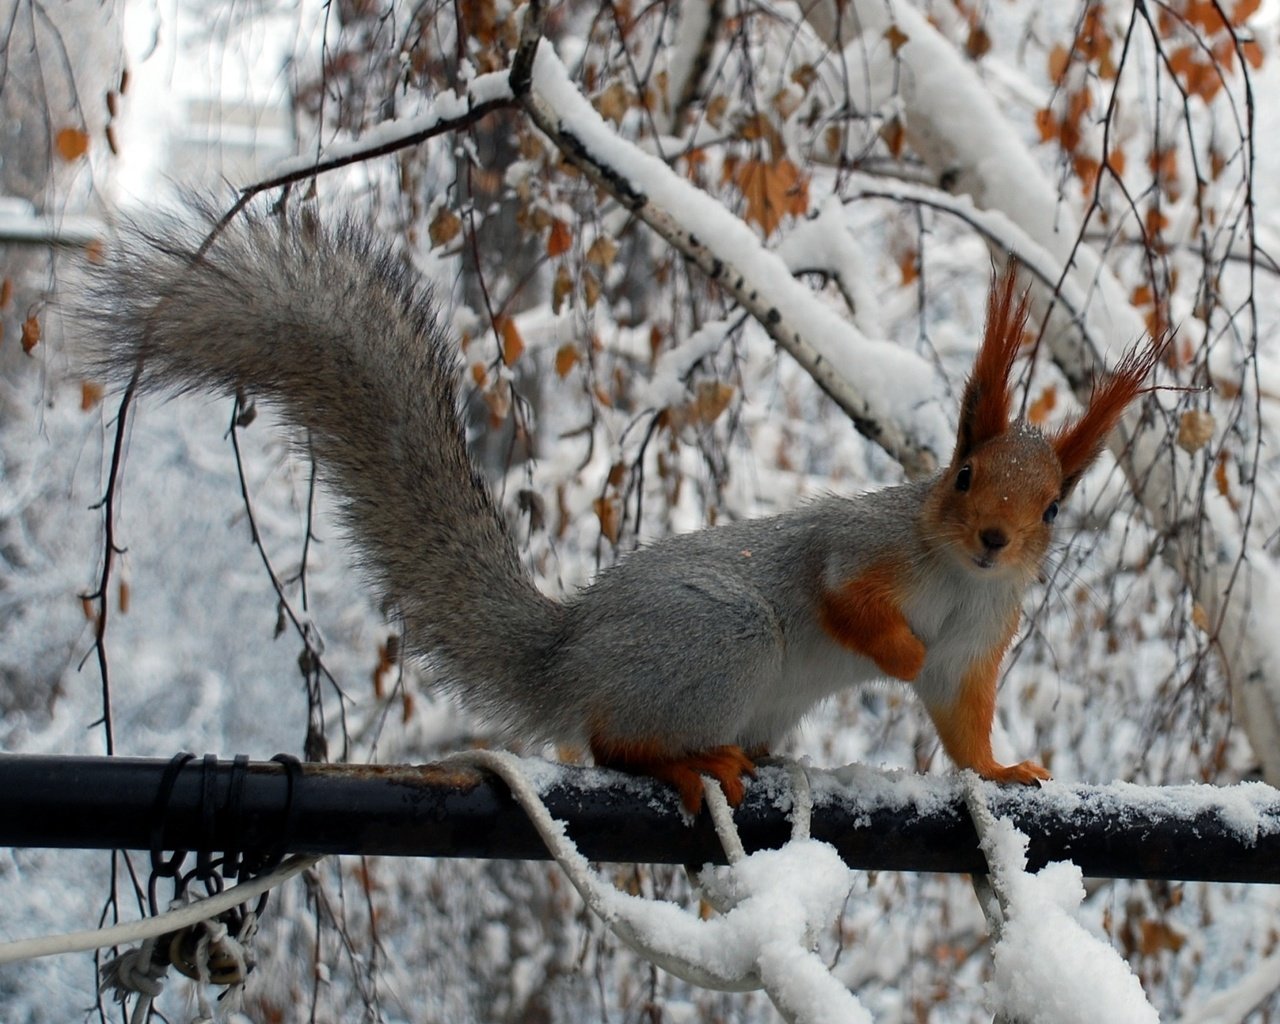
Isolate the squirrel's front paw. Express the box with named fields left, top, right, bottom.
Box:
left=978, top=759, right=1051, bottom=785
left=873, top=629, right=927, bottom=682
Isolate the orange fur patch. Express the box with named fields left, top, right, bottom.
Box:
left=590, top=736, right=757, bottom=813
left=820, top=564, right=926, bottom=681
left=926, top=612, right=1050, bottom=784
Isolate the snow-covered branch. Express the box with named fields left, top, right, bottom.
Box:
left=512, top=23, right=948, bottom=478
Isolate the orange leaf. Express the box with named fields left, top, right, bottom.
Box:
left=1027, top=385, right=1057, bottom=426
left=965, top=24, right=991, bottom=59
left=1185, top=0, right=1226, bottom=33
left=81, top=381, right=104, bottom=410
left=898, top=250, right=919, bottom=286
left=1105, top=148, right=1126, bottom=177
left=1067, top=87, right=1092, bottom=125
left=733, top=157, right=808, bottom=237
left=1242, top=39, right=1264, bottom=69
left=1233, top=0, right=1261, bottom=24
left=595, top=81, right=630, bottom=125
left=881, top=117, right=906, bottom=158
left=555, top=343, right=580, bottom=378
left=118, top=580, right=131, bottom=615
left=593, top=495, right=622, bottom=543
left=884, top=24, right=910, bottom=54
left=1139, top=920, right=1186, bottom=956
left=470, top=361, right=488, bottom=387
left=1190, top=61, right=1223, bottom=102
left=1191, top=602, right=1211, bottom=633
left=499, top=317, right=525, bottom=366
left=1048, top=43, right=1071, bottom=84
left=586, top=235, right=617, bottom=269
left=484, top=379, right=511, bottom=424
left=1168, top=45, right=1196, bottom=82
left=429, top=206, right=461, bottom=248
left=546, top=218, right=572, bottom=258
left=552, top=263, right=573, bottom=314
left=21, top=315, right=40, bottom=354
left=1059, top=117, right=1081, bottom=154
left=1131, top=283, right=1153, bottom=307
left=1148, top=147, right=1179, bottom=185
left=1215, top=451, right=1232, bottom=500
left=1034, top=108, right=1058, bottom=143
left=55, top=127, right=90, bottom=161
left=1073, top=154, right=1101, bottom=192
left=694, top=381, right=734, bottom=423
left=582, top=268, right=601, bottom=308
left=0, top=278, right=11, bottom=309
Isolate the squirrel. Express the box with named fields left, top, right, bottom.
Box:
left=75, top=204, right=1160, bottom=813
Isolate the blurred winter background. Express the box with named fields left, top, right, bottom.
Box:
left=3, top=0, right=1280, bottom=1020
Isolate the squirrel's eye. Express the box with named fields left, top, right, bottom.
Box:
left=955, top=464, right=972, bottom=493
left=1043, top=500, right=1060, bottom=524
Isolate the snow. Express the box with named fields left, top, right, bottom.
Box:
left=267, top=70, right=514, bottom=180
left=957, top=771, right=1162, bottom=1024
left=984, top=815, right=1159, bottom=1024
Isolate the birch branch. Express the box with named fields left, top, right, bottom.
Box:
left=511, top=5, right=946, bottom=479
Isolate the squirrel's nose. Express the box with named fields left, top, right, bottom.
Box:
left=979, top=527, right=1009, bottom=552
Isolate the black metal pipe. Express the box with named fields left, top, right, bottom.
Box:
left=2, top=753, right=1276, bottom=883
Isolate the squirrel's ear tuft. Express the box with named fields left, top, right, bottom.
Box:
left=1051, top=332, right=1168, bottom=496
left=955, top=260, right=1030, bottom=461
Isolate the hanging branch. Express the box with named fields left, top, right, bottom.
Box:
left=509, top=0, right=943, bottom=478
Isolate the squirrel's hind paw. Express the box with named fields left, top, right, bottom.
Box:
left=591, top=739, right=757, bottom=813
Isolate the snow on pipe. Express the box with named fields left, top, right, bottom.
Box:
left=1, top=753, right=1277, bottom=883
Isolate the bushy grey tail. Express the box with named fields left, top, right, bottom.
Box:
left=74, top=201, right=563, bottom=730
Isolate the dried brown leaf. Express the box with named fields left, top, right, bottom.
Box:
left=81, top=381, right=104, bottom=411
left=499, top=317, right=525, bottom=366
left=547, top=218, right=572, bottom=258
left=554, top=344, right=580, bottom=378
left=429, top=206, right=462, bottom=248
left=884, top=24, right=910, bottom=54
left=55, top=127, right=90, bottom=162
left=593, top=495, right=622, bottom=543
left=552, top=263, right=573, bottom=314
left=1027, top=385, right=1057, bottom=426
left=1176, top=409, right=1215, bottom=454
left=21, top=315, right=40, bottom=354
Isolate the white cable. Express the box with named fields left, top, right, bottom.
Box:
left=783, top=759, right=813, bottom=842
left=703, top=780, right=746, bottom=864
left=445, top=749, right=764, bottom=992
left=0, top=854, right=322, bottom=965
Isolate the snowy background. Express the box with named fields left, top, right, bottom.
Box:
left=3, top=0, right=1280, bottom=1020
